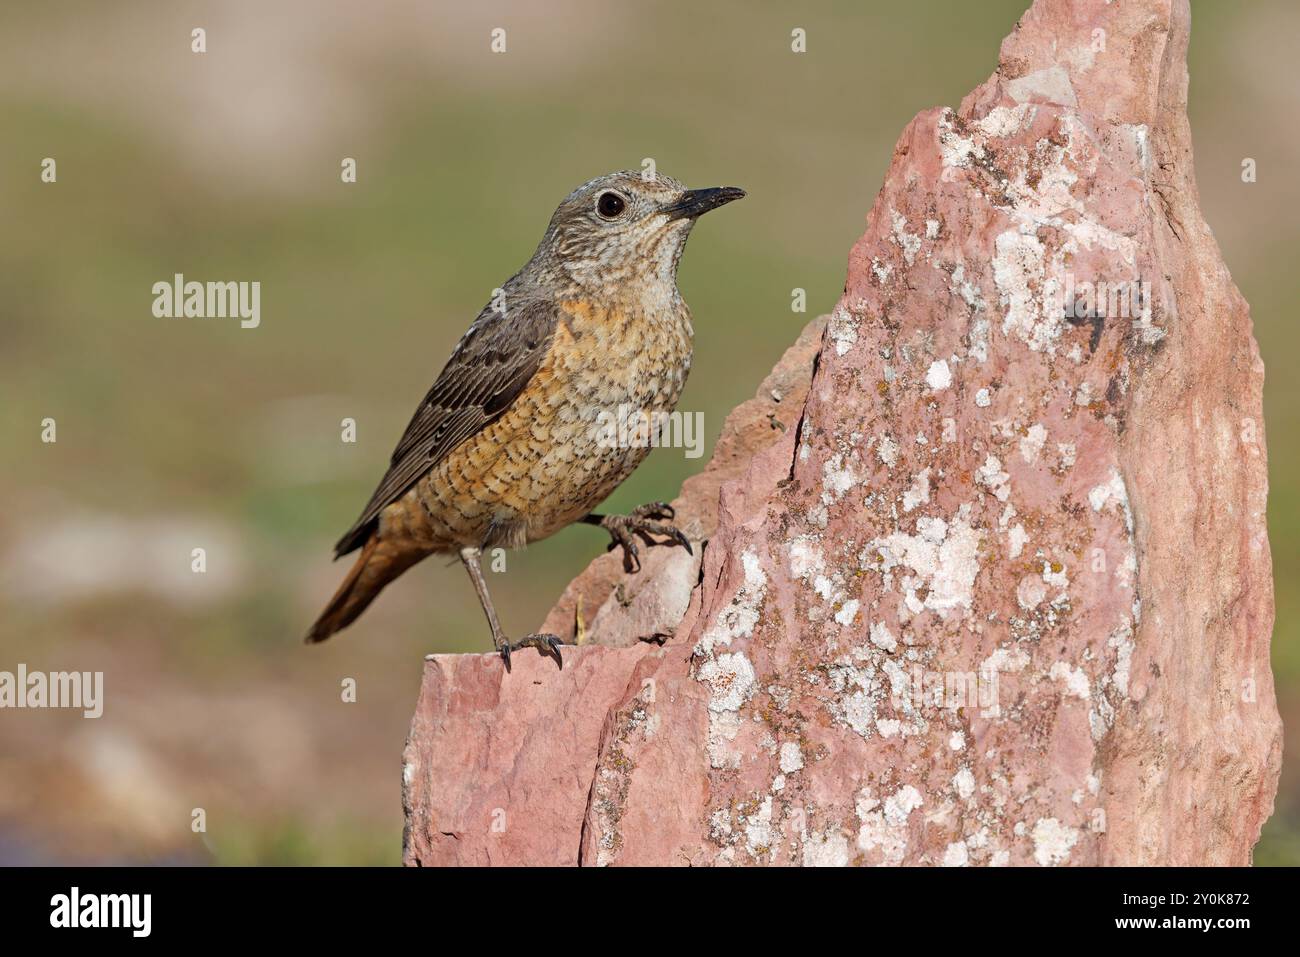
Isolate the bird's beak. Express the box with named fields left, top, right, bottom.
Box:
left=662, top=186, right=747, bottom=221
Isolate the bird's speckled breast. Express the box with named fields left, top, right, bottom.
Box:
left=385, top=297, right=693, bottom=551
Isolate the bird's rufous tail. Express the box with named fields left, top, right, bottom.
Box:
left=305, top=535, right=424, bottom=643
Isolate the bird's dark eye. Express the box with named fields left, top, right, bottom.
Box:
left=597, top=192, right=626, bottom=218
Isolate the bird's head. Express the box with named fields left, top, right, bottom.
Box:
left=530, top=170, right=745, bottom=298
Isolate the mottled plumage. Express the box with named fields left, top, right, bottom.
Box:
left=307, top=170, right=745, bottom=668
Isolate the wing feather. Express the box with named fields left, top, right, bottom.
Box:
left=333, top=293, right=560, bottom=556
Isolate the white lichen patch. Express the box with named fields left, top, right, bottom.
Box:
left=1125, top=123, right=1150, bottom=171
left=902, top=467, right=932, bottom=512
left=700, top=652, right=756, bottom=713
left=1008, top=523, right=1029, bottom=559
left=698, top=650, right=757, bottom=770
left=880, top=658, right=929, bottom=738
left=925, top=359, right=952, bottom=391
left=743, top=795, right=769, bottom=858
left=828, top=659, right=879, bottom=739
left=835, top=599, right=860, bottom=627
left=827, top=303, right=858, bottom=357
left=822, top=453, right=859, bottom=502
left=802, top=829, right=851, bottom=867
left=937, top=110, right=981, bottom=169
left=789, top=536, right=826, bottom=585
left=1031, top=817, right=1079, bottom=866
left=976, top=103, right=1033, bottom=138
left=857, top=784, right=924, bottom=866
left=694, top=548, right=766, bottom=658
left=949, top=263, right=990, bottom=365
left=1088, top=468, right=1133, bottom=531
left=1019, top=423, right=1047, bottom=464
left=993, top=230, right=1061, bottom=353
left=779, top=741, right=805, bottom=774
left=876, top=717, right=902, bottom=737
left=744, top=795, right=774, bottom=854
left=789, top=535, right=849, bottom=618
left=952, top=766, right=976, bottom=800
left=869, top=620, right=898, bottom=652
left=891, top=208, right=923, bottom=265
left=1049, top=661, right=1091, bottom=699
left=877, top=433, right=900, bottom=468
left=1107, top=622, right=1134, bottom=697
left=871, top=508, right=982, bottom=618
left=887, top=785, right=923, bottom=823
left=942, top=841, right=970, bottom=867
left=1117, top=547, right=1137, bottom=591
left=980, top=645, right=1031, bottom=719
left=976, top=455, right=1011, bottom=502
left=709, top=808, right=733, bottom=841
left=1017, top=574, right=1046, bottom=610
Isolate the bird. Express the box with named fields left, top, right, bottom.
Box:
left=306, top=170, right=745, bottom=670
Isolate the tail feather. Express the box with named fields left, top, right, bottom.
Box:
left=305, top=536, right=423, bottom=643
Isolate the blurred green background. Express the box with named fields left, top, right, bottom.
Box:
left=0, top=0, right=1294, bottom=864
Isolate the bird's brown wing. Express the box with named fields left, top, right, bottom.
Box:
left=333, top=292, right=561, bottom=557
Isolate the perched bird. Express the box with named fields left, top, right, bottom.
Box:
left=306, top=170, right=745, bottom=668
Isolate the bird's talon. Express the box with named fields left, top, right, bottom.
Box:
left=596, top=506, right=692, bottom=573
left=632, top=501, right=675, bottom=521
left=545, top=635, right=565, bottom=669
left=497, top=632, right=567, bottom=670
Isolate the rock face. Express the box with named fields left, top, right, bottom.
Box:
left=403, top=0, right=1280, bottom=866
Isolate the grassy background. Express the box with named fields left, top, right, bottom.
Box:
left=0, top=0, right=1295, bottom=864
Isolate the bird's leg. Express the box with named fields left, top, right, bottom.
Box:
left=458, top=546, right=569, bottom=672
left=581, top=502, right=693, bottom=574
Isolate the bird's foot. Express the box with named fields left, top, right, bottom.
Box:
left=593, top=502, right=693, bottom=574
left=495, top=632, right=571, bottom=672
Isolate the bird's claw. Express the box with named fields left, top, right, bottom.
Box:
left=600, top=506, right=693, bottom=574
left=630, top=501, right=675, bottom=521
left=497, top=632, right=569, bottom=672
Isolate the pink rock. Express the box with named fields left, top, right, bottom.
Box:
left=403, top=645, right=660, bottom=866
left=404, top=0, right=1280, bottom=866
